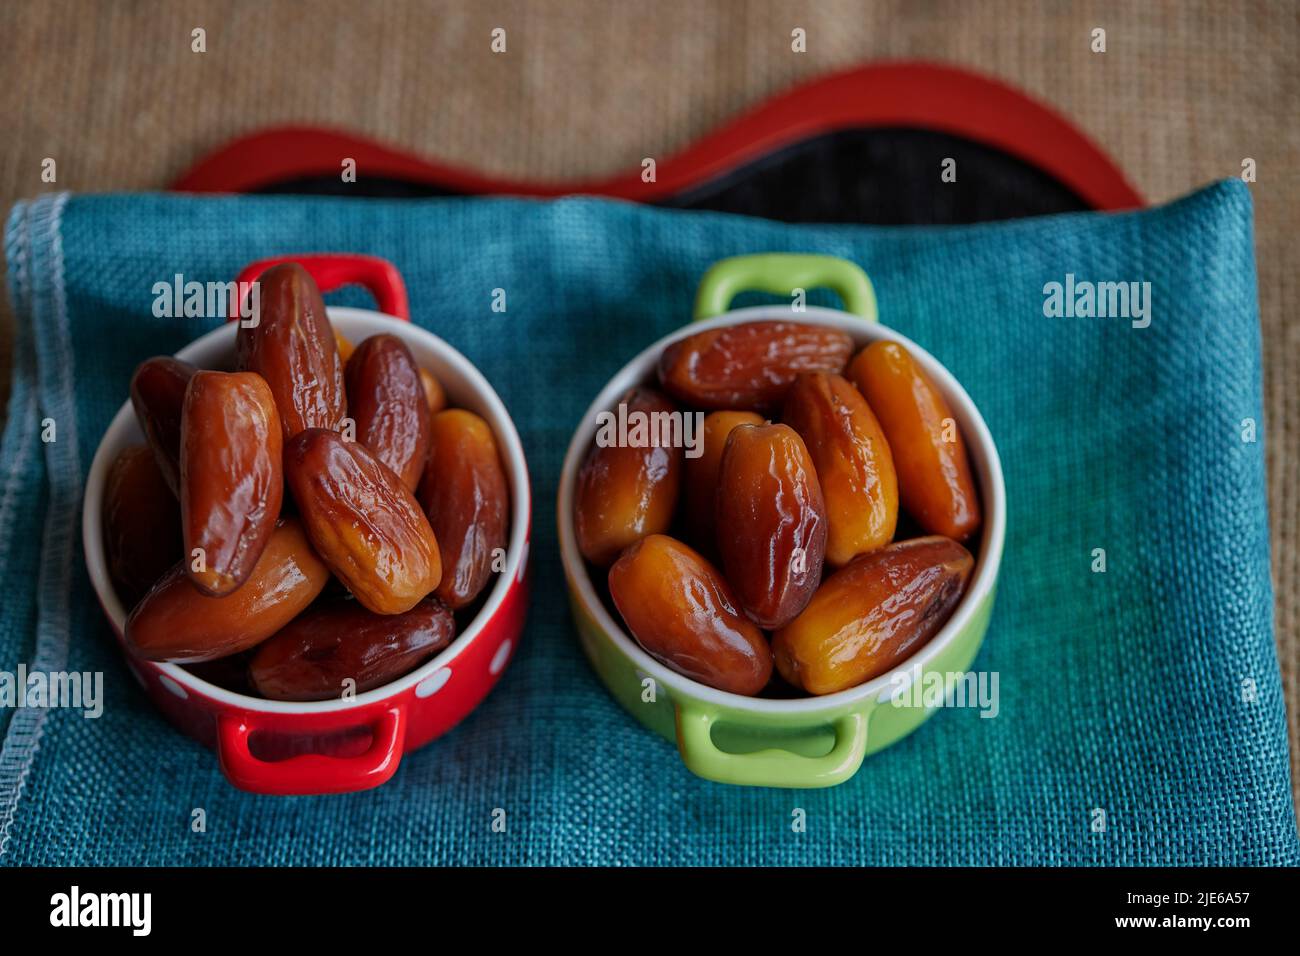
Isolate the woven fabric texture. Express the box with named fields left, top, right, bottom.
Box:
left=0, top=181, right=1294, bottom=866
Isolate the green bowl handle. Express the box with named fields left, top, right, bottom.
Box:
left=675, top=701, right=870, bottom=788
left=692, top=253, right=878, bottom=323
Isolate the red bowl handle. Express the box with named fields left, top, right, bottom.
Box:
left=228, top=253, right=410, bottom=321
left=217, top=706, right=406, bottom=795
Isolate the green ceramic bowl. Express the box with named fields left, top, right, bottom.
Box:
left=558, top=254, right=1006, bottom=788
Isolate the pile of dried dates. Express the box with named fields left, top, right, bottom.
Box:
left=103, top=264, right=510, bottom=701
left=575, top=321, right=982, bottom=697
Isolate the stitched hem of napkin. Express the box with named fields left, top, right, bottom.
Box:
left=0, top=192, right=77, bottom=861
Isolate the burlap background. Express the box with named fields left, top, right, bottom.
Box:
left=2, top=0, right=1296, bottom=812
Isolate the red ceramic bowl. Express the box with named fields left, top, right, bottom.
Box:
left=81, top=255, right=532, bottom=795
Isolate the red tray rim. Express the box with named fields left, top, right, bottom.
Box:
left=172, top=60, right=1143, bottom=211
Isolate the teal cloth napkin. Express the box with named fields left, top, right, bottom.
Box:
left=2, top=180, right=1295, bottom=865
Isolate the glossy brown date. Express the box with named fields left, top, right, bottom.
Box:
left=284, top=428, right=441, bottom=615
left=716, top=423, right=826, bottom=629
left=125, top=518, right=330, bottom=663
left=772, top=536, right=973, bottom=695
left=235, top=262, right=347, bottom=440
left=574, top=386, right=682, bottom=566
left=657, top=321, right=853, bottom=411
left=418, top=410, right=510, bottom=609
left=129, top=356, right=196, bottom=495
left=180, top=371, right=284, bottom=596
left=608, top=534, right=772, bottom=695
left=683, top=410, right=765, bottom=549
left=782, top=372, right=898, bottom=565
left=345, top=334, right=431, bottom=491
left=250, top=597, right=455, bottom=701
left=334, top=331, right=355, bottom=364
left=102, top=445, right=182, bottom=607
left=849, top=341, right=981, bottom=541
left=420, top=368, right=447, bottom=416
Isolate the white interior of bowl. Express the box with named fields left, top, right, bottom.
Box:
left=557, top=304, right=1006, bottom=715
left=82, top=306, right=532, bottom=714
